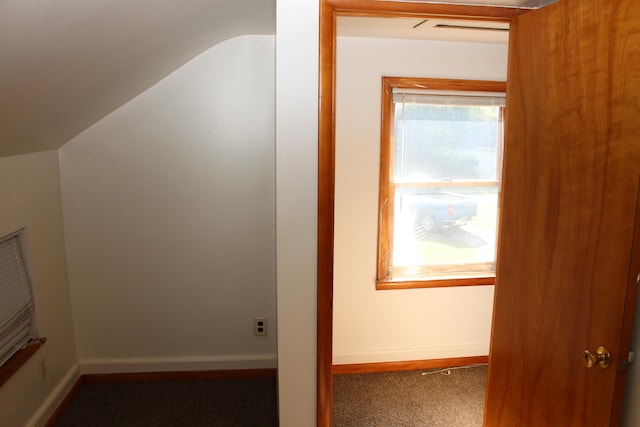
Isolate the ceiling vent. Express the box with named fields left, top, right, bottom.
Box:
left=434, top=24, right=509, bottom=32
left=404, top=0, right=558, bottom=8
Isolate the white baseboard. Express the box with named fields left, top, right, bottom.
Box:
left=80, top=353, right=277, bottom=374
left=332, top=343, right=489, bottom=365
left=28, top=363, right=81, bottom=427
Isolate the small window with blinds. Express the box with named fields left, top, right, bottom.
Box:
left=377, top=77, right=506, bottom=289
left=0, top=231, right=37, bottom=367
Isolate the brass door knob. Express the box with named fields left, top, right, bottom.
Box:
left=583, top=346, right=611, bottom=368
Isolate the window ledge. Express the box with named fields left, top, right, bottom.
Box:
left=377, top=276, right=495, bottom=290
left=0, top=338, right=47, bottom=389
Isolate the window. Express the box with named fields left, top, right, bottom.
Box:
left=0, top=231, right=37, bottom=367
left=377, top=77, right=506, bottom=289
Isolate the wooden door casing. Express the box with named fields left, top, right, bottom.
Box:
left=318, top=3, right=526, bottom=426
left=484, top=0, right=640, bottom=425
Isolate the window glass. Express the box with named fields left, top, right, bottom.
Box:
left=0, top=232, right=35, bottom=366
left=378, top=79, right=505, bottom=287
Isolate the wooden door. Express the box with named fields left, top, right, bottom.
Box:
left=484, top=0, right=640, bottom=425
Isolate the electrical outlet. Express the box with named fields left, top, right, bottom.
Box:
left=254, top=317, right=267, bottom=336
left=39, top=358, right=47, bottom=381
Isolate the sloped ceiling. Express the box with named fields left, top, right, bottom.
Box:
left=0, top=0, right=275, bottom=157
left=1, top=0, right=556, bottom=158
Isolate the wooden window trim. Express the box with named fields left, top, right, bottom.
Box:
left=376, top=77, right=506, bottom=289
left=0, top=338, right=46, bottom=388
left=377, top=275, right=495, bottom=290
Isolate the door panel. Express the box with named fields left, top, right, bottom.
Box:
left=485, top=0, right=640, bottom=425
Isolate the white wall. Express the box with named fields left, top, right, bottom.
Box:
left=275, top=0, right=319, bottom=425
left=333, top=37, right=508, bottom=364
left=59, top=35, right=277, bottom=373
left=0, top=151, right=79, bottom=427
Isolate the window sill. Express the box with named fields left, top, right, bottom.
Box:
left=376, top=275, right=495, bottom=290
left=0, top=338, right=47, bottom=389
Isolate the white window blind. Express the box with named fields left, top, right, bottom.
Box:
left=0, top=233, right=35, bottom=366
left=392, top=88, right=506, bottom=107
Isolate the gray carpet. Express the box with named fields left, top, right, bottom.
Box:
left=54, top=377, right=277, bottom=427
left=55, top=366, right=485, bottom=426
left=332, top=365, right=487, bottom=426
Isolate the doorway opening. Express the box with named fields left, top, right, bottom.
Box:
left=318, top=2, right=523, bottom=426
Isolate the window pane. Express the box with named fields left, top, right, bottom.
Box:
left=390, top=185, right=499, bottom=278
left=0, top=234, right=34, bottom=366
left=394, top=103, right=502, bottom=182
left=378, top=79, right=505, bottom=286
